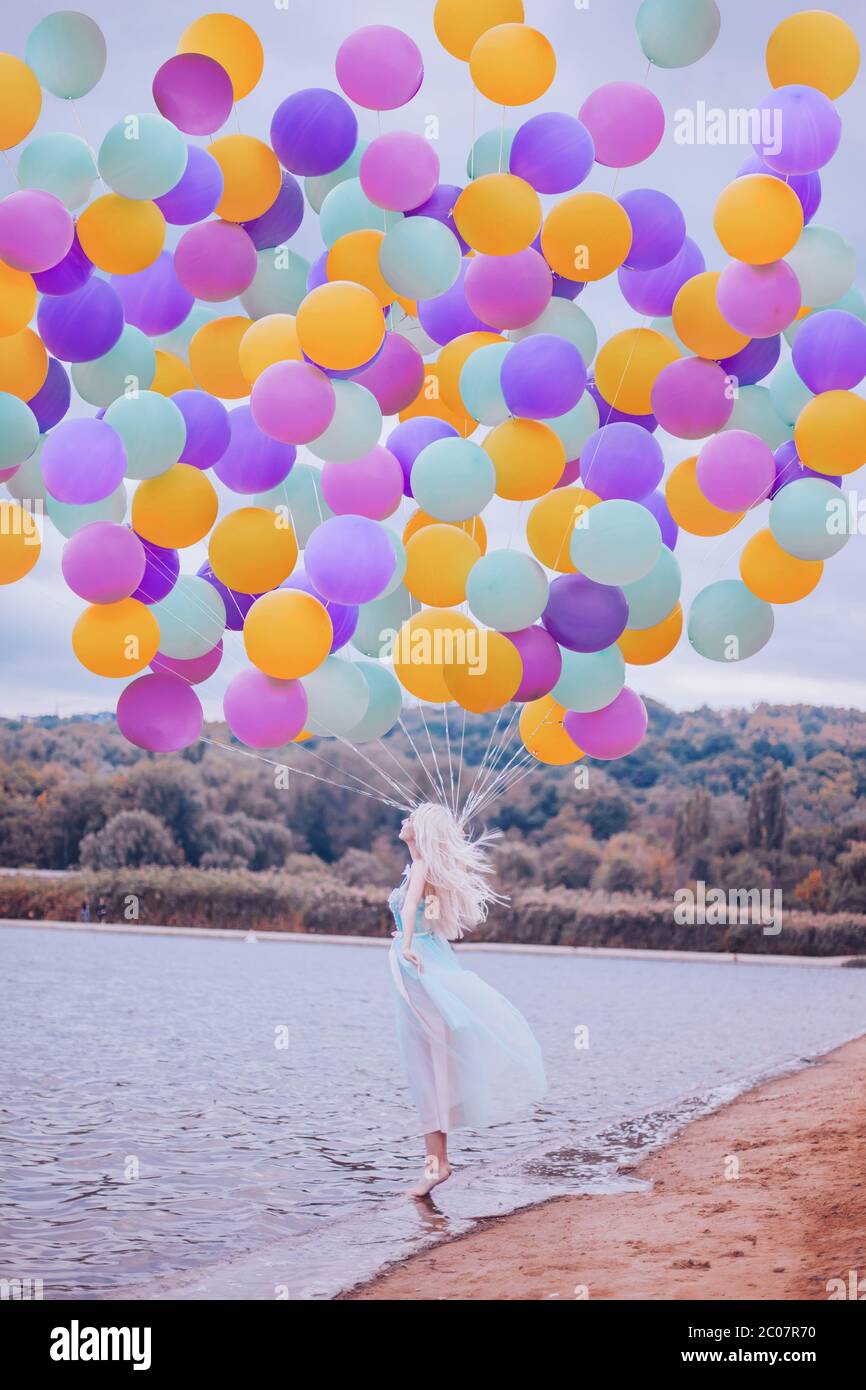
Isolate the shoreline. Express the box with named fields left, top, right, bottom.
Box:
left=344, top=1031, right=866, bottom=1301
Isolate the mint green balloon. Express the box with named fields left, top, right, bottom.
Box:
left=104, top=391, right=186, bottom=481
left=636, top=0, right=720, bottom=68
left=688, top=579, right=773, bottom=663
left=255, top=464, right=333, bottom=547
left=412, top=438, right=496, bottom=522
left=545, top=390, right=599, bottom=459
left=152, top=575, right=225, bottom=659
left=511, top=299, right=598, bottom=365
left=153, top=304, right=217, bottom=357
left=621, top=545, right=681, bottom=630
left=352, top=584, right=412, bottom=658
left=769, top=360, right=813, bottom=427
left=379, top=216, right=461, bottom=300
left=320, top=178, right=402, bottom=247
left=72, top=326, right=156, bottom=409
left=345, top=661, right=403, bottom=742
left=466, top=550, right=548, bottom=630
left=786, top=226, right=856, bottom=310
left=785, top=286, right=866, bottom=347
left=570, top=499, right=661, bottom=585
left=302, top=656, right=369, bottom=737
left=305, top=141, right=366, bottom=214
left=5, top=439, right=48, bottom=507
left=721, top=385, right=790, bottom=449
left=240, top=248, right=311, bottom=319
left=18, top=133, right=97, bottom=211
left=553, top=645, right=624, bottom=713
left=98, top=114, right=187, bottom=200
left=468, top=128, right=515, bottom=178
left=0, top=393, right=39, bottom=472
left=649, top=315, right=692, bottom=355
left=769, top=477, right=849, bottom=562
left=459, top=342, right=511, bottom=425
left=307, top=381, right=382, bottom=463
left=46, top=484, right=127, bottom=538
left=380, top=528, right=407, bottom=597
left=26, top=11, right=106, bottom=98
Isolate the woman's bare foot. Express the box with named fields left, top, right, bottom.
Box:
left=409, top=1156, right=452, bottom=1198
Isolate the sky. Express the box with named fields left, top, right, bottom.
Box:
left=1, top=0, right=865, bottom=718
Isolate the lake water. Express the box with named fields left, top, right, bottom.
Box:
left=3, top=925, right=866, bottom=1300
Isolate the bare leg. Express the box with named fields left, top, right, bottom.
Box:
left=409, top=1130, right=452, bottom=1197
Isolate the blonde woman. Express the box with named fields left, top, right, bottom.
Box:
left=389, top=802, right=548, bottom=1198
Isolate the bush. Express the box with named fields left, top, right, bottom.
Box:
left=79, top=811, right=180, bottom=869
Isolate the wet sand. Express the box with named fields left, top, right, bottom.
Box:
left=345, top=1032, right=866, bottom=1301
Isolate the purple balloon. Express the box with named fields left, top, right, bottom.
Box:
left=504, top=625, right=562, bottom=701
left=542, top=574, right=628, bottom=653
left=152, top=53, right=234, bottom=136
left=174, top=220, right=257, bottom=302
left=754, top=85, right=841, bottom=175
left=37, top=277, right=124, bottom=363
left=579, top=83, right=664, bottom=168
left=792, top=310, right=866, bottom=394
left=132, top=536, right=180, bottom=604
left=406, top=183, right=468, bottom=253
left=642, top=489, right=678, bottom=550
left=417, top=258, right=494, bottom=345
left=586, top=379, right=657, bottom=433
left=117, top=672, right=203, bottom=752
left=335, top=25, right=424, bottom=112
left=27, top=357, right=70, bottom=431
left=387, top=416, right=458, bottom=496
left=111, top=251, right=194, bottom=336
left=509, top=113, right=594, bottom=194
left=555, top=457, right=582, bottom=488
left=719, top=335, right=781, bottom=386
left=152, top=641, right=224, bottom=685
left=283, top=568, right=358, bottom=653
left=464, top=249, right=552, bottom=330
left=304, top=515, right=395, bottom=604
left=41, top=419, right=126, bottom=505
left=31, top=230, right=93, bottom=296
left=62, top=523, right=146, bottom=603
left=174, top=390, right=231, bottom=469
left=618, top=189, right=686, bottom=271
left=197, top=561, right=261, bottom=621
left=352, top=331, right=424, bottom=415
left=0, top=188, right=73, bottom=273
left=564, top=687, right=648, bottom=760
left=651, top=357, right=733, bottom=439
left=579, top=423, right=664, bottom=501
left=771, top=439, right=840, bottom=497
left=154, top=144, right=224, bottom=224
left=271, top=88, right=358, bottom=177
left=213, top=405, right=296, bottom=494
left=618, top=236, right=705, bottom=317
left=241, top=172, right=304, bottom=249
left=306, top=249, right=329, bottom=293
left=500, top=334, right=586, bottom=419
left=223, top=667, right=308, bottom=748
left=737, top=154, right=821, bottom=225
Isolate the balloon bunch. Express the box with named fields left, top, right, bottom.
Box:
left=0, top=4, right=862, bottom=808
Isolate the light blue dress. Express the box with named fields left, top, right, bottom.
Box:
left=388, top=867, right=548, bottom=1134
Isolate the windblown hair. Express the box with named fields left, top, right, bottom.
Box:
left=409, top=802, right=505, bottom=942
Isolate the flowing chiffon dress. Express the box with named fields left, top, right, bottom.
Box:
left=388, top=868, right=548, bottom=1134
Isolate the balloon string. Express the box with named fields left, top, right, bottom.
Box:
left=417, top=700, right=450, bottom=804
left=397, top=714, right=443, bottom=802
left=199, top=735, right=405, bottom=808
left=375, top=734, right=429, bottom=804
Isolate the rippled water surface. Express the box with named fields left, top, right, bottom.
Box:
left=3, top=926, right=866, bottom=1299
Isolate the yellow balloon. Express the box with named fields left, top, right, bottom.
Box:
left=296, top=281, right=385, bottom=372
left=151, top=349, right=196, bottom=396
left=444, top=629, right=523, bottom=713
left=327, top=229, right=394, bottom=307
left=77, top=196, right=165, bottom=275
left=618, top=604, right=683, bottom=665
left=470, top=24, right=555, bottom=105
left=433, top=0, right=524, bottom=61
left=0, top=260, right=36, bottom=337
left=766, top=10, right=860, bottom=98
left=672, top=271, right=749, bottom=359
left=713, top=176, right=803, bottom=266
left=0, top=327, right=47, bottom=400
left=392, top=608, right=477, bottom=702
left=484, top=418, right=566, bottom=500
left=454, top=174, right=542, bottom=256
left=740, top=528, right=823, bottom=604
left=666, top=457, right=744, bottom=536
left=403, top=509, right=487, bottom=554
left=244, top=589, right=333, bottom=679
left=178, top=13, right=264, bottom=100
left=526, top=486, right=600, bottom=572
left=209, top=136, right=281, bottom=222
left=189, top=316, right=252, bottom=398
left=72, top=598, right=160, bottom=678
left=238, top=314, right=300, bottom=383
left=438, top=331, right=504, bottom=413
left=208, top=507, right=298, bottom=593
left=132, top=464, right=218, bottom=549
left=795, top=390, right=866, bottom=476
left=0, top=54, right=41, bottom=151
left=0, top=500, right=40, bottom=584
left=519, top=695, right=582, bottom=766
left=542, top=192, right=632, bottom=282
left=594, top=328, right=680, bottom=416
left=404, top=523, right=481, bottom=606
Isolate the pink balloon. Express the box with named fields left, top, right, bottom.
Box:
left=563, top=687, right=647, bottom=760
left=251, top=361, right=336, bottom=444
left=579, top=84, right=664, bottom=169
left=651, top=358, right=734, bottom=440
left=335, top=26, right=424, bottom=111
left=223, top=667, right=308, bottom=748
left=151, top=641, right=224, bottom=685
left=716, top=260, right=801, bottom=338
left=504, top=626, right=562, bottom=701
left=321, top=445, right=404, bottom=519
left=62, top=523, right=145, bottom=603
left=0, top=189, right=74, bottom=273
left=152, top=53, right=234, bottom=135
left=555, top=457, right=582, bottom=488
left=360, top=133, right=439, bottom=212
left=174, top=221, right=257, bottom=301
left=117, top=673, right=203, bottom=752
left=351, top=331, right=424, bottom=414
left=464, top=249, right=552, bottom=330
left=696, top=430, right=776, bottom=511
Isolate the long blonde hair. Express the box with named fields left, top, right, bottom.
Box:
left=410, top=803, right=504, bottom=941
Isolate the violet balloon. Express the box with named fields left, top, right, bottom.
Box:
left=27, top=358, right=71, bottom=431
left=351, top=332, right=424, bottom=415
left=618, top=189, right=686, bottom=271
left=271, top=88, right=358, bottom=177
left=111, top=250, right=194, bottom=336
left=335, top=25, right=423, bottom=111
left=152, top=53, right=233, bottom=135
left=241, top=171, right=304, bottom=249
left=563, top=687, right=647, bottom=760
left=792, top=310, right=866, bottom=393
left=283, top=569, right=358, bottom=653
left=504, top=625, right=563, bottom=702
left=251, top=361, right=336, bottom=445
left=174, top=390, right=231, bottom=469
left=651, top=357, right=733, bottom=439
left=417, top=259, right=493, bottom=345
left=62, top=522, right=145, bottom=603
left=132, top=536, right=180, bottom=604
left=214, top=405, right=296, bottom=494
left=407, top=183, right=469, bottom=253
left=304, top=514, right=396, bottom=604
left=198, top=561, right=261, bottom=623
left=154, top=144, right=224, bottom=224
left=174, top=220, right=257, bottom=301
left=500, top=335, right=585, bottom=420
left=542, top=574, right=628, bottom=653
left=464, top=249, right=552, bottom=330
left=719, top=335, right=780, bottom=386
left=754, top=85, right=841, bottom=176
left=321, top=446, right=404, bottom=520
left=31, top=231, right=93, bottom=296
left=579, top=423, right=664, bottom=501
left=509, top=112, right=594, bottom=194
left=619, top=235, right=704, bottom=316
left=716, top=259, right=801, bottom=338
left=117, top=672, right=203, bottom=752
left=387, top=416, right=458, bottom=496
left=771, top=439, right=840, bottom=497
left=642, top=488, right=679, bottom=550
left=586, top=379, right=658, bottom=433
left=151, top=642, right=224, bottom=685
left=37, top=277, right=124, bottom=362
left=579, top=83, right=664, bottom=168
left=41, top=418, right=126, bottom=505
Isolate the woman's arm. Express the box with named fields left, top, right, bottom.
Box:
left=401, top=859, right=427, bottom=969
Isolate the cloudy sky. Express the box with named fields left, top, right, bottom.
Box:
left=1, top=0, right=864, bottom=718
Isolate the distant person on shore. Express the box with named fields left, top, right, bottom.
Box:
left=389, top=802, right=547, bottom=1199
left=96, top=899, right=107, bottom=924
left=79, top=900, right=90, bottom=923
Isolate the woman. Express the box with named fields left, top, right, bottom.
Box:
left=389, top=802, right=548, bottom=1198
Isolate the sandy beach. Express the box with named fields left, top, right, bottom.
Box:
left=346, top=1032, right=866, bottom=1301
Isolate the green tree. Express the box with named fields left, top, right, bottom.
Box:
left=79, top=811, right=180, bottom=869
